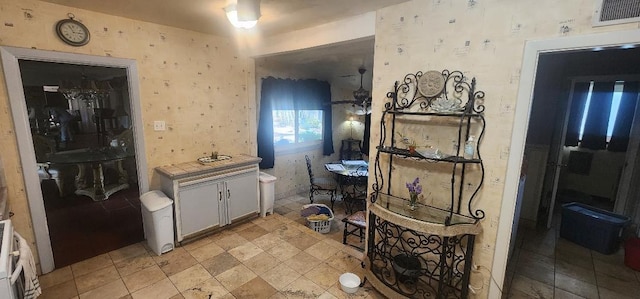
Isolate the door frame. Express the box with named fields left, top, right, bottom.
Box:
left=489, top=29, right=640, bottom=298
left=0, top=46, right=149, bottom=274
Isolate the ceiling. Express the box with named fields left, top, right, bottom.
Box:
left=40, top=0, right=407, bottom=37
left=38, top=0, right=407, bottom=98
left=257, top=38, right=376, bottom=92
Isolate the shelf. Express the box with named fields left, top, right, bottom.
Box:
left=387, top=110, right=483, bottom=118
left=367, top=69, right=484, bottom=299
left=377, top=146, right=481, bottom=163
left=372, top=193, right=480, bottom=230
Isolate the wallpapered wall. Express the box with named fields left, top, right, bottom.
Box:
left=372, top=0, right=637, bottom=297
left=0, top=0, right=255, bottom=267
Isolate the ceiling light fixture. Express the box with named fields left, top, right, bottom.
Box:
left=58, top=76, right=112, bottom=108
left=353, top=67, right=370, bottom=104
left=225, top=0, right=261, bottom=29
left=332, top=67, right=373, bottom=115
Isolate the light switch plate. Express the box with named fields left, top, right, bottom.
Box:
left=153, top=121, right=166, bottom=131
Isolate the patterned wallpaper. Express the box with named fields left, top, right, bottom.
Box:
left=372, top=0, right=638, bottom=297
left=1, top=0, right=637, bottom=288
left=0, top=0, right=254, bottom=267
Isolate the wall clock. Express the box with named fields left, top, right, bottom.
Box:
left=55, top=14, right=90, bottom=47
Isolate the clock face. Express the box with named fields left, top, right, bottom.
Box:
left=56, top=19, right=90, bottom=46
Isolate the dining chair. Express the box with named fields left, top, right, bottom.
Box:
left=342, top=165, right=368, bottom=215
left=33, top=134, right=64, bottom=197
left=342, top=210, right=366, bottom=251
left=304, top=155, right=338, bottom=210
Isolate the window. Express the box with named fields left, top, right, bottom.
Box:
left=257, top=77, right=333, bottom=168
left=273, top=109, right=323, bottom=146
left=578, top=81, right=624, bottom=142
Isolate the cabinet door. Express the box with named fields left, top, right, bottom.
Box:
left=178, top=180, right=221, bottom=238
left=225, top=172, right=259, bottom=222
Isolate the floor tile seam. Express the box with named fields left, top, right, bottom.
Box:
left=555, top=257, right=596, bottom=272
left=70, top=257, right=117, bottom=280
left=119, top=267, right=168, bottom=295
left=594, top=270, right=640, bottom=285
left=76, top=276, right=123, bottom=297
left=509, top=272, right=553, bottom=295
left=553, top=274, right=598, bottom=298
left=110, top=250, right=149, bottom=266
left=596, top=284, right=639, bottom=298
left=554, top=268, right=597, bottom=287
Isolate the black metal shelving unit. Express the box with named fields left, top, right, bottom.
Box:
left=365, top=70, right=486, bottom=299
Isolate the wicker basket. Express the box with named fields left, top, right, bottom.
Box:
left=302, top=203, right=334, bottom=234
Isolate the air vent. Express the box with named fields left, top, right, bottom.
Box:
left=593, top=0, right=640, bottom=26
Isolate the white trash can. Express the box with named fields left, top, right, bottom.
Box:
left=258, top=172, right=277, bottom=217
left=140, top=190, right=174, bottom=256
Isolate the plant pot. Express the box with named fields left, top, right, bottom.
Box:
left=392, top=253, right=421, bottom=284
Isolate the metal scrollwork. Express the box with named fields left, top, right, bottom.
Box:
left=367, top=69, right=486, bottom=299
left=369, top=215, right=475, bottom=299
left=384, top=69, right=486, bottom=116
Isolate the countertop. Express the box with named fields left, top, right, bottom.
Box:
left=155, top=154, right=262, bottom=180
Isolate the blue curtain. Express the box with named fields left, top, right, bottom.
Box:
left=361, top=113, right=371, bottom=156
left=257, top=77, right=333, bottom=169
left=564, top=82, right=590, bottom=147
left=580, top=82, right=615, bottom=150
left=608, top=81, right=639, bottom=152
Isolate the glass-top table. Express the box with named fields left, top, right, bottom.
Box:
left=48, top=147, right=134, bottom=201
left=325, top=160, right=368, bottom=212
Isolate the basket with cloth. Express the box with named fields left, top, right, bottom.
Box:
left=300, top=203, right=334, bottom=233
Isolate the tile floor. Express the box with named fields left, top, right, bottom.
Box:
left=37, top=194, right=381, bottom=299
left=504, top=218, right=640, bottom=298
left=38, top=191, right=640, bottom=299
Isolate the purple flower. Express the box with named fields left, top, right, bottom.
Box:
left=406, top=177, right=422, bottom=196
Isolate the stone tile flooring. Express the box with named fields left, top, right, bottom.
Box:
left=504, top=219, right=640, bottom=298
left=37, top=194, right=380, bottom=299
left=39, top=192, right=640, bottom=299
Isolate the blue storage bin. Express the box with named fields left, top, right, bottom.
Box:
left=560, top=202, right=630, bottom=254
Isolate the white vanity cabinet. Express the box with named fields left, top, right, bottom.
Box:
left=156, top=155, right=261, bottom=243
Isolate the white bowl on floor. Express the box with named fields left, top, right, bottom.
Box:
left=339, top=272, right=361, bottom=293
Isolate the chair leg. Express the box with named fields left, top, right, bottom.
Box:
left=343, top=222, right=348, bottom=244
left=330, top=190, right=336, bottom=211
left=54, top=177, right=64, bottom=197
left=309, top=189, right=314, bottom=204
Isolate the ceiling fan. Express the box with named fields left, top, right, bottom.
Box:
left=331, top=67, right=372, bottom=115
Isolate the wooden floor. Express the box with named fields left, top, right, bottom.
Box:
left=42, top=180, right=143, bottom=268
left=41, top=131, right=143, bottom=268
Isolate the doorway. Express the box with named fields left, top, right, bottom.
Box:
left=1, top=46, right=149, bottom=274
left=489, top=30, right=640, bottom=298
left=526, top=49, right=640, bottom=229
left=20, top=60, right=145, bottom=268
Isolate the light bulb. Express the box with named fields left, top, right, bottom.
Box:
left=225, top=5, right=258, bottom=29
